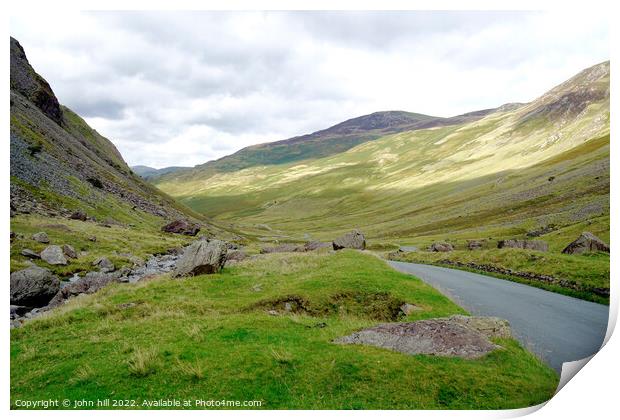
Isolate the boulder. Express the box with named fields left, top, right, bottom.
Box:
left=47, top=272, right=119, bottom=308
left=10, top=266, right=60, bottom=306
left=497, top=239, right=548, bottom=252
left=40, top=245, right=68, bottom=265
left=69, top=210, right=88, bottom=221
left=304, top=241, right=331, bottom=251
left=562, top=232, right=610, bottom=255
left=334, top=316, right=509, bottom=359
left=428, top=242, right=454, bottom=252
left=226, top=249, right=248, bottom=263
left=467, top=240, right=483, bottom=250
left=32, top=232, right=49, bottom=243
left=161, top=220, right=201, bottom=236
left=400, top=303, right=422, bottom=315
left=21, top=249, right=40, bottom=259
left=92, top=257, right=115, bottom=273
left=62, top=244, right=77, bottom=259
left=260, top=243, right=304, bottom=254
left=88, top=236, right=97, bottom=242
left=173, top=239, right=228, bottom=277
left=10, top=305, right=30, bottom=319
left=332, top=230, right=366, bottom=250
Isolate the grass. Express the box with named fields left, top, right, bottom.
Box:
left=10, top=251, right=558, bottom=409
left=10, top=215, right=193, bottom=276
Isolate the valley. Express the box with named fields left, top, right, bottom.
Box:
left=8, top=33, right=609, bottom=410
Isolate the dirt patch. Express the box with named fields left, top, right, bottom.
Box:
left=251, top=291, right=408, bottom=321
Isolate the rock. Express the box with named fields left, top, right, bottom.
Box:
left=161, top=220, right=201, bottom=236
left=88, top=236, right=97, bottom=242
left=304, top=241, right=331, bottom=251
left=32, top=232, right=49, bottom=243
left=92, top=257, right=115, bottom=273
left=562, top=232, right=610, bottom=255
left=128, top=255, right=145, bottom=267
left=467, top=240, right=483, bottom=250
left=497, top=239, right=548, bottom=252
left=284, top=302, right=293, bottom=312
left=448, top=315, right=512, bottom=339
left=69, top=210, right=88, bottom=221
left=400, top=303, right=422, bottom=315
left=334, top=316, right=506, bottom=359
left=62, top=244, right=77, bottom=259
left=40, top=245, right=67, bottom=265
left=332, top=230, right=366, bottom=250
left=428, top=242, right=454, bottom=252
left=226, top=249, right=248, bottom=264
left=11, top=37, right=63, bottom=124
left=10, top=266, right=60, bottom=306
left=47, top=272, right=119, bottom=308
left=173, top=239, right=228, bottom=277
left=10, top=305, right=30, bottom=319
left=260, top=243, right=304, bottom=253
left=267, top=310, right=279, bottom=316
left=21, top=248, right=40, bottom=259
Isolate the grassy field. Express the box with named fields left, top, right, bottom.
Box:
left=10, top=215, right=195, bottom=277
left=10, top=251, right=558, bottom=409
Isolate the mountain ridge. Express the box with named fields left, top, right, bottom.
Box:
left=9, top=36, right=210, bottom=231
left=155, top=60, right=609, bottom=243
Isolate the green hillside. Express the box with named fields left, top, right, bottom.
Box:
left=156, top=62, right=609, bottom=244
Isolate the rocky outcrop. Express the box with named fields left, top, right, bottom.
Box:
left=47, top=272, right=119, bottom=308
left=173, top=239, right=228, bottom=277
left=40, top=245, right=67, bottom=265
left=467, top=240, right=483, bottom=250
left=92, top=257, right=115, bottom=273
left=69, top=210, right=88, bottom=221
left=497, top=239, right=548, bottom=252
left=562, top=232, right=610, bottom=255
left=31, top=232, right=49, bottom=243
left=10, top=37, right=63, bottom=124
left=10, top=266, right=60, bottom=307
left=261, top=243, right=304, bottom=254
left=161, top=220, right=201, bottom=236
left=334, top=315, right=510, bottom=359
left=332, top=230, right=366, bottom=250
left=62, top=244, right=77, bottom=259
left=304, top=241, right=331, bottom=251
left=428, top=242, right=454, bottom=252
left=21, top=249, right=40, bottom=259
left=226, top=249, right=248, bottom=264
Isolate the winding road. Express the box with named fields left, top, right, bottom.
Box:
left=388, top=261, right=609, bottom=372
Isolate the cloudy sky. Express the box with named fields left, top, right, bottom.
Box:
left=11, top=11, right=608, bottom=168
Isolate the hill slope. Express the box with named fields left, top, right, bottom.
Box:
left=155, top=107, right=512, bottom=182
left=155, top=61, right=609, bottom=246
left=9, top=37, right=206, bottom=229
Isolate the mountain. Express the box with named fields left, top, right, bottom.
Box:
left=155, top=61, right=609, bottom=245
left=155, top=107, right=518, bottom=183
left=132, top=165, right=190, bottom=179
left=9, top=37, right=206, bottom=229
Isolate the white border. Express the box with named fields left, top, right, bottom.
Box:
left=2, top=1, right=616, bottom=419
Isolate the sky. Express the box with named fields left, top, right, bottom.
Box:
left=10, top=11, right=609, bottom=168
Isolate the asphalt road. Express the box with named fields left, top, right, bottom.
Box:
left=387, top=261, right=609, bottom=372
